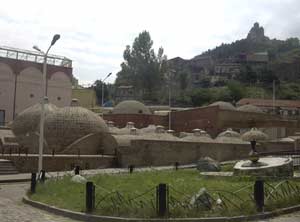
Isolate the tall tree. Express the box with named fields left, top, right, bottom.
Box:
left=92, top=80, right=109, bottom=105
left=115, top=31, right=167, bottom=100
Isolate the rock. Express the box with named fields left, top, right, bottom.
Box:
left=247, top=22, right=268, bottom=42
left=196, top=157, right=221, bottom=172
left=71, top=175, right=87, bottom=183
left=190, top=188, right=213, bottom=210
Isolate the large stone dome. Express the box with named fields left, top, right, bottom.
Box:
left=11, top=98, right=57, bottom=137
left=113, top=100, right=151, bottom=114
left=237, top=104, right=263, bottom=113
left=208, top=101, right=236, bottom=111
left=44, top=100, right=108, bottom=152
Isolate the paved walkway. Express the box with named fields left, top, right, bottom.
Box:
left=259, top=212, right=300, bottom=222
left=0, top=182, right=80, bottom=222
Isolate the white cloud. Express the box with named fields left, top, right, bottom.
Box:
left=0, top=0, right=300, bottom=84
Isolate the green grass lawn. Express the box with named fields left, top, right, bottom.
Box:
left=29, top=169, right=300, bottom=218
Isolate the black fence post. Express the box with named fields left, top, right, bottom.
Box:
left=174, top=162, right=179, bottom=170
left=86, top=181, right=95, bottom=212
left=40, top=170, right=46, bottom=183
left=30, top=172, right=37, bottom=193
left=254, top=180, right=264, bottom=212
left=128, top=165, right=134, bottom=174
left=18, top=147, right=21, bottom=156
left=9, top=148, right=12, bottom=156
left=156, top=183, right=168, bottom=217
left=2, top=147, right=4, bottom=156
left=52, top=149, right=55, bottom=157
left=25, top=148, right=28, bottom=156
left=75, top=165, right=80, bottom=175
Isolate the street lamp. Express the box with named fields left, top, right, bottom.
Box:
left=101, top=72, right=112, bottom=107
left=33, top=34, right=60, bottom=173
left=168, top=69, right=175, bottom=130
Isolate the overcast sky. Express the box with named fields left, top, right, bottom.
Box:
left=1, top=0, right=299, bottom=85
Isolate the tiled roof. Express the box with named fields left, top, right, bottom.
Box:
left=237, top=98, right=300, bottom=108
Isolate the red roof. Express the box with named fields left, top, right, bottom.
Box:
left=237, top=98, right=300, bottom=109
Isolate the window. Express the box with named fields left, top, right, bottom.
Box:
left=57, top=97, right=61, bottom=101
left=30, top=93, right=34, bottom=98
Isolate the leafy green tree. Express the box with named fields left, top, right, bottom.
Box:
left=190, top=89, right=212, bottom=106
left=227, top=81, right=245, bottom=102
left=92, top=80, right=109, bottom=105
left=258, top=67, right=278, bottom=85
left=177, top=72, right=189, bottom=91
left=115, top=31, right=167, bottom=100
left=238, top=65, right=257, bottom=84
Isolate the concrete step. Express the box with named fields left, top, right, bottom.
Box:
left=0, top=159, right=18, bottom=174
left=0, top=171, right=19, bottom=175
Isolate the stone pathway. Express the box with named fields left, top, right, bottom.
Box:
left=0, top=183, right=79, bottom=222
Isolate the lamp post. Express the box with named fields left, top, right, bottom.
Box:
left=101, top=72, right=112, bottom=107
left=33, top=34, right=60, bottom=173
left=168, top=69, right=175, bottom=130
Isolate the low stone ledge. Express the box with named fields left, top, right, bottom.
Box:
left=23, top=196, right=300, bottom=222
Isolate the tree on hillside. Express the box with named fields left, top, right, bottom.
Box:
left=227, top=81, right=245, bottom=102
left=115, top=31, right=168, bottom=101
left=92, top=80, right=110, bottom=105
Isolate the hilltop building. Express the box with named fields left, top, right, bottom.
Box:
left=0, top=46, right=73, bottom=125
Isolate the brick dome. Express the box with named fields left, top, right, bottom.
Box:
left=237, top=104, right=263, bottom=113
left=208, top=101, right=236, bottom=110
left=11, top=98, right=57, bottom=137
left=113, top=100, right=151, bottom=114
left=44, top=99, right=108, bottom=152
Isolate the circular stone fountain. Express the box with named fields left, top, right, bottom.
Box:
left=234, top=157, right=293, bottom=178
left=233, top=128, right=294, bottom=178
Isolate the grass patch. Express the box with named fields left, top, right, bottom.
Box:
left=221, top=163, right=235, bottom=172
left=29, top=169, right=300, bottom=218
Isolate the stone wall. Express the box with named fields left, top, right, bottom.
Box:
left=117, top=139, right=296, bottom=167
left=104, top=113, right=167, bottom=129
left=2, top=154, right=116, bottom=173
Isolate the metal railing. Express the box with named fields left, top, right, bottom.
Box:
left=0, top=46, right=72, bottom=68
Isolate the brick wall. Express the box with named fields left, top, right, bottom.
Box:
left=117, top=139, right=296, bottom=167
left=3, top=155, right=116, bottom=173
left=171, top=106, right=221, bottom=136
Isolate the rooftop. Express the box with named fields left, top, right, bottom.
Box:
left=237, top=98, right=300, bottom=109
left=0, top=46, right=72, bottom=68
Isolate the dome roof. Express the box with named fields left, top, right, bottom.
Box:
left=241, top=128, right=268, bottom=142
left=237, top=104, right=263, bottom=113
left=112, top=134, right=141, bottom=147
left=215, top=129, right=247, bottom=144
left=217, top=128, right=241, bottom=138
left=113, top=100, right=151, bottom=114
left=140, top=125, right=157, bottom=134
left=117, top=122, right=141, bottom=135
left=11, top=98, right=57, bottom=136
left=142, top=127, right=180, bottom=141
left=44, top=103, right=108, bottom=152
left=208, top=101, right=236, bottom=110
left=181, top=129, right=213, bottom=143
